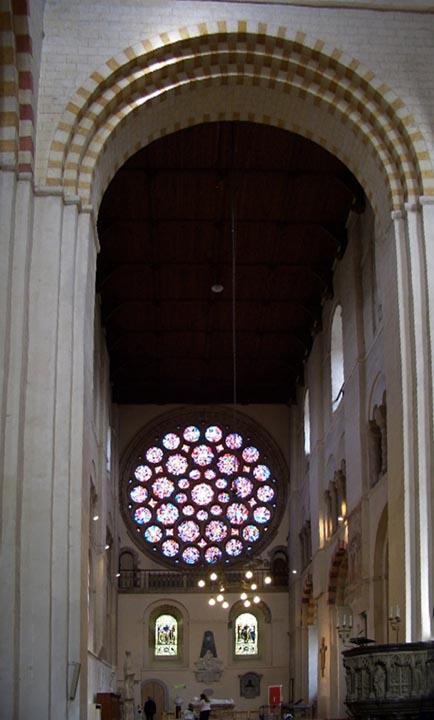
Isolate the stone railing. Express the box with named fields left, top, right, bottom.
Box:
left=342, top=641, right=434, bottom=719
left=117, top=568, right=287, bottom=593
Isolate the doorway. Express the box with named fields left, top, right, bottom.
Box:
left=141, top=681, right=167, bottom=720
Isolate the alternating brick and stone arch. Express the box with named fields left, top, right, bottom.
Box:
left=0, top=0, right=35, bottom=173
left=44, top=23, right=434, bottom=219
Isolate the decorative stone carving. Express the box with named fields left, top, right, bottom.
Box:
left=373, top=663, right=386, bottom=698
left=368, top=403, right=387, bottom=487
left=343, top=642, right=434, bottom=718
left=194, top=650, right=223, bottom=683
left=299, top=520, right=312, bottom=570
left=324, top=460, right=347, bottom=540
left=123, top=650, right=136, bottom=720
left=239, top=672, right=262, bottom=698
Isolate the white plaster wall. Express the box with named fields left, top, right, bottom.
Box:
left=288, top=202, right=393, bottom=715
left=117, top=590, right=289, bottom=712
left=85, top=303, right=122, bottom=706
left=114, top=403, right=291, bottom=708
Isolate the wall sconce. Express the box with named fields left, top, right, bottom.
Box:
left=336, top=612, right=353, bottom=644
left=388, top=605, right=401, bottom=642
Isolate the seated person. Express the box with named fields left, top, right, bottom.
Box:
left=184, top=704, right=198, bottom=720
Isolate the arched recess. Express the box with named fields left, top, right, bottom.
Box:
left=228, top=599, right=272, bottom=664
left=301, top=573, right=315, bottom=627
left=144, top=601, right=188, bottom=668
left=44, top=23, right=434, bottom=223
left=270, top=546, right=289, bottom=587
left=328, top=543, right=348, bottom=606
left=373, top=505, right=388, bottom=643
left=367, top=374, right=388, bottom=489
left=140, top=679, right=167, bottom=720
left=118, top=547, right=140, bottom=590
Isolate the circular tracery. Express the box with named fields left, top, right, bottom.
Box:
left=121, top=411, right=288, bottom=568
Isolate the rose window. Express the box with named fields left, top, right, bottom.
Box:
left=122, top=414, right=287, bottom=567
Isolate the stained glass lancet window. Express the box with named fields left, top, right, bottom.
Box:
left=121, top=412, right=288, bottom=567
left=235, top=612, right=258, bottom=655
left=155, top=613, right=178, bottom=656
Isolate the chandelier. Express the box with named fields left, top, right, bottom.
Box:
left=197, top=180, right=273, bottom=611
left=197, top=566, right=273, bottom=609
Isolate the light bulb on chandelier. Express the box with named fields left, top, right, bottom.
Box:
left=197, top=563, right=272, bottom=610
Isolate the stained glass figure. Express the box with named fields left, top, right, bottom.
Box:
left=155, top=613, right=178, bottom=655
left=235, top=613, right=258, bottom=655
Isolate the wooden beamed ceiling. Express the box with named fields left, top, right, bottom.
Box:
left=96, top=121, right=364, bottom=405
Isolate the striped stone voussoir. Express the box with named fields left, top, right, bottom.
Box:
left=45, top=21, right=433, bottom=212
left=0, top=1, right=34, bottom=174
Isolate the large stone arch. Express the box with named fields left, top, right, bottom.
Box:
left=45, top=22, right=434, bottom=222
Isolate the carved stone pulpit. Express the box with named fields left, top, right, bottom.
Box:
left=343, top=641, right=434, bottom=719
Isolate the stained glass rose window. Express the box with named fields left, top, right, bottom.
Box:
left=121, top=411, right=287, bottom=567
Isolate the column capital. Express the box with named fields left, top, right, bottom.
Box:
left=419, top=195, right=434, bottom=206
left=404, top=201, right=420, bottom=213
